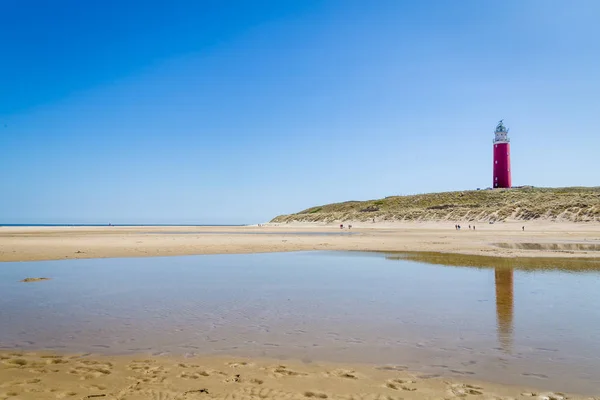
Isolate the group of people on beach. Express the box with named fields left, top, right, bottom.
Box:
left=454, top=224, right=526, bottom=231
left=455, top=224, right=475, bottom=230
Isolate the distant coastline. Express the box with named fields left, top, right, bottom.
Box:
left=0, top=223, right=246, bottom=227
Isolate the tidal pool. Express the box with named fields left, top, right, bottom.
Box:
left=1, top=251, right=599, bottom=393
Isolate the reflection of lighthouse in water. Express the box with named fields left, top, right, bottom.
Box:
left=495, top=268, right=514, bottom=353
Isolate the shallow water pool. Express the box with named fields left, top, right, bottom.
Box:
left=1, top=251, right=599, bottom=393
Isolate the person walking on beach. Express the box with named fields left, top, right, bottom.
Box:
left=522, top=226, right=525, bottom=231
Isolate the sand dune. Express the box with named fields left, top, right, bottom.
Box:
left=1, top=351, right=592, bottom=400
left=270, top=187, right=600, bottom=224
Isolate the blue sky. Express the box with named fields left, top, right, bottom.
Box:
left=1, top=0, right=599, bottom=224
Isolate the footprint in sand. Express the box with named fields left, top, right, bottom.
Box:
left=46, top=357, right=69, bottom=365
left=1, top=356, right=52, bottom=374
left=326, top=369, right=360, bottom=380
left=177, top=362, right=200, bottom=369
left=1, top=378, right=44, bottom=392
left=128, top=373, right=169, bottom=385
left=227, top=361, right=255, bottom=368
left=179, top=370, right=210, bottom=379
left=118, top=390, right=181, bottom=400
left=79, top=360, right=113, bottom=367
left=385, top=378, right=418, bottom=391
left=88, top=384, right=107, bottom=391
left=127, top=360, right=164, bottom=376
left=67, top=364, right=112, bottom=380
left=225, top=387, right=296, bottom=399
left=26, top=360, right=48, bottom=369
left=522, top=392, right=567, bottom=400
left=304, top=391, right=328, bottom=398
left=270, top=365, right=308, bottom=378
left=343, top=395, right=404, bottom=400
left=54, top=391, right=79, bottom=398
left=4, top=358, right=28, bottom=367
left=224, top=373, right=252, bottom=384
left=447, top=383, right=484, bottom=397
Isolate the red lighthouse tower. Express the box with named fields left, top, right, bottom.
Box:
left=493, top=120, right=511, bottom=188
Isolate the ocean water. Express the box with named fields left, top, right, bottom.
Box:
left=1, top=251, right=599, bottom=394
left=0, top=224, right=244, bottom=227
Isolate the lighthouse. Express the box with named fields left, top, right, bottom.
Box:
left=493, top=120, right=511, bottom=188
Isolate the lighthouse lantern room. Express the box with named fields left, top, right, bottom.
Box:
left=493, top=120, right=512, bottom=188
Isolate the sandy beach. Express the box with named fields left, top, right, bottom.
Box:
left=3, top=222, right=600, bottom=398
left=1, top=221, right=600, bottom=262
left=1, top=350, right=592, bottom=400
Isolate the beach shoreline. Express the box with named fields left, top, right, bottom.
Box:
left=1, top=350, right=596, bottom=399
left=1, top=221, right=600, bottom=262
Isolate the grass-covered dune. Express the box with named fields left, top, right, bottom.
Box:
left=271, top=187, right=600, bottom=223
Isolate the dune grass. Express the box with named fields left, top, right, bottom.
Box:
left=271, top=186, right=600, bottom=223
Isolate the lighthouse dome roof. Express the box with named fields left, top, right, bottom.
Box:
left=495, top=120, right=508, bottom=133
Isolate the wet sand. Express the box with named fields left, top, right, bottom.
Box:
left=1, top=221, right=600, bottom=262
left=1, top=350, right=591, bottom=400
